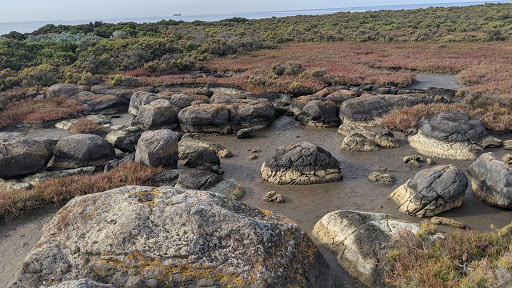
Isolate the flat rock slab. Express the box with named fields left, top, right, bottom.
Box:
left=389, top=165, right=468, bottom=217
left=261, top=141, right=343, bottom=185
left=48, top=134, right=115, bottom=170
left=10, top=186, right=333, bottom=287
left=467, top=152, right=512, bottom=209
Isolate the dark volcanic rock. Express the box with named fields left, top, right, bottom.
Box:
left=48, top=134, right=115, bottom=170
left=389, top=165, right=468, bottom=217
left=10, top=186, right=333, bottom=288
left=135, top=129, right=179, bottom=168
left=467, top=152, right=512, bottom=209
left=175, top=168, right=223, bottom=190
left=183, top=149, right=223, bottom=174
left=296, top=100, right=340, bottom=128
left=261, top=141, right=343, bottom=185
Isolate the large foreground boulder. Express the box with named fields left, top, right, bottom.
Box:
left=313, top=210, right=420, bottom=288
left=135, top=129, right=179, bottom=168
left=467, top=152, right=512, bottom=209
left=48, top=134, right=115, bottom=170
left=261, top=141, right=343, bottom=185
left=0, top=138, right=55, bottom=178
left=409, top=112, right=502, bottom=160
left=10, top=186, right=333, bottom=287
left=389, top=165, right=468, bottom=217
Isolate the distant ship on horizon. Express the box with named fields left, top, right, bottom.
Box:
left=173, top=13, right=182, bottom=16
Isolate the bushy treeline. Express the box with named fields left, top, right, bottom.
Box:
left=1, top=3, right=512, bottom=91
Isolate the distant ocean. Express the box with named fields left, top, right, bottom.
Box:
left=0, top=1, right=504, bottom=35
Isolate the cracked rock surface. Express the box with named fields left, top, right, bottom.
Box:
left=467, top=152, right=512, bottom=209
left=261, top=141, right=343, bottom=185
left=409, top=112, right=502, bottom=160
left=389, top=165, right=468, bottom=217
left=10, top=186, right=333, bottom=288
left=135, top=129, right=179, bottom=169
left=313, top=210, right=421, bottom=288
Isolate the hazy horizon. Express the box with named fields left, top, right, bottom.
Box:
left=0, top=0, right=506, bottom=23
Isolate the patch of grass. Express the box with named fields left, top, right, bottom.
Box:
left=385, top=224, right=512, bottom=288
left=0, top=162, right=165, bottom=221
left=0, top=96, right=84, bottom=128
left=67, top=118, right=105, bottom=135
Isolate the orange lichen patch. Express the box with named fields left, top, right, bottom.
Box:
left=128, top=189, right=164, bottom=208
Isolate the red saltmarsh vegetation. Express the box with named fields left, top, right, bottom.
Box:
left=0, top=162, right=165, bottom=221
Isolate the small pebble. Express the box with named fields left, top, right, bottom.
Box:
left=248, top=155, right=258, bottom=160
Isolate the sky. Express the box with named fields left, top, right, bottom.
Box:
left=0, top=0, right=502, bottom=23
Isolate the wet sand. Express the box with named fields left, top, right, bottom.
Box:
left=2, top=77, right=511, bottom=286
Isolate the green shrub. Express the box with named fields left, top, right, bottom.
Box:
left=18, top=64, right=59, bottom=88
left=109, top=74, right=138, bottom=86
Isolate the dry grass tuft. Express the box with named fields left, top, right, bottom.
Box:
left=0, top=162, right=165, bottom=221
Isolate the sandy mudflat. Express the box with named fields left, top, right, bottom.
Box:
left=0, top=206, right=61, bottom=287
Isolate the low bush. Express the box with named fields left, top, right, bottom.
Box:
left=381, top=101, right=512, bottom=133
left=385, top=224, right=512, bottom=288
left=0, top=96, right=84, bottom=128
left=0, top=162, right=165, bottom=221
left=67, top=118, right=105, bottom=135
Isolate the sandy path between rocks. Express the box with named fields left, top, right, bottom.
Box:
left=0, top=206, right=61, bottom=287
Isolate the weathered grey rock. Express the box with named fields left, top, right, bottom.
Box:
left=208, top=178, right=245, bottom=200
left=0, top=138, right=55, bottom=178
left=504, top=140, right=512, bottom=150
left=338, top=123, right=398, bottom=150
left=136, top=99, right=180, bottom=129
left=166, top=93, right=209, bottom=108
left=368, top=172, right=394, bottom=186
left=263, top=191, right=285, bottom=203
left=105, top=126, right=143, bottom=153
left=0, top=132, right=24, bottom=143
left=10, top=186, right=333, bottom=287
left=178, top=137, right=232, bottom=159
left=467, top=152, right=512, bottom=209
left=103, top=154, right=135, bottom=172
left=48, top=134, right=115, bottom=170
left=298, top=100, right=340, bottom=128
left=261, top=141, right=343, bottom=185
left=178, top=104, right=232, bottom=134
left=44, top=279, right=114, bottom=288
left=409, top=112, right=502, bottom=160
left=183, top=149, right=222, bottom=175
left=211, top=96, right=275, bottom=132
left=128, top=91, right=160, bottom=115
left=23, top=166, right=96, bottom=186
left=431, top=216, right=468, bottom=229
left=313, top=210, right=420, bottom=288
left=341, top=133, right=380, bottom=152
left=389, top=165, right=468, bottom=217
left=175, top=168, right=223, bottom=190
left=46, top=84, right=83, bottom=98
left=339, top=94, right=441, bottom=125
left=0, top=179, right=31, bottom=191
left=503, top=154, right=512, bottom=165
left=73, top=93, right=128, bottom=113
left=237, top=127, right=256, bottom=139
left=151, top=169, right=181, bottom=186
left=135, top=129, right=179, bottom=168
